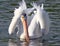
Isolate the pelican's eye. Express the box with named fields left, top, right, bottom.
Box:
left=21, top=13, right=27, bottom=20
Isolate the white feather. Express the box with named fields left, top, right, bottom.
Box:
left=8, top=1, right=50, bottom=39
left=41, top=3, right=44, bottom=9
left=32, top=3, right=50, bottom=35
left=8, top=0, right=34, bottom=35
left=8, top=7, right=23, bottom=35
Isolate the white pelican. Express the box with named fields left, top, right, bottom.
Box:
left=8, top=0, right=50, bottom=42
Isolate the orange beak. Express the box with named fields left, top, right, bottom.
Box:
left=21, top=15, right=29, bottom=42
left=21, top=15, right=27, bottom=32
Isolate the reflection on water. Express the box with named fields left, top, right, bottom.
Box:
left=8, top=39, right=48, bottom=46
left=0, top=38, right=48, bottom=46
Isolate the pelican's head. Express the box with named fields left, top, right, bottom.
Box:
left=21, top=13, right=27, bottom=22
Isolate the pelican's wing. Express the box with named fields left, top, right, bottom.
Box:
left=36, top=5, right=50, bottom=35
left=19, top=0, right=27, bottom=10
left=31, top=3, right=44, bottom=10
left=22, top=0, right=27, bottom=9
left=41, top=3, right=44, bottom=10
left=32, top=3, right=50, bottom=35
left=31, top=2, right=38, bottom=9
left=8, top=7, right=23, bottom=35
left=19, top=0, right=34, bottom=15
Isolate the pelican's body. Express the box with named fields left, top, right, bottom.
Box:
left=16, top=14, right=42, bottom=39
left=8, top=0, right=50, bottom=40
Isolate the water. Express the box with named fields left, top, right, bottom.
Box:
left=0, top=0, right=60, bottom=46
left=0, top=38, right=48, bottom=46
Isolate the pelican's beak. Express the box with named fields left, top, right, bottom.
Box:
left=21, top=14, right=28, bottom=32
left=21, top=14, right=29, bottom=42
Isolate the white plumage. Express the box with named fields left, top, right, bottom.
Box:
left=8, top=0, right=50, bottom=40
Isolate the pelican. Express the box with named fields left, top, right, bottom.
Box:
left=8, top=0, right=50, bottom=42
left=8, top=0, right=34, bottom=42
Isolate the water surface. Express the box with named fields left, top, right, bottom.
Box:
left=0, top=0, right=60, bottom=46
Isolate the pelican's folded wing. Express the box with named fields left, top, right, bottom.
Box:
left=34, top=4, right=50, bottom=35
left=8, top=8, right=22, bottom=35
left=37, top=8, right=50, bottom=35
left=8, top=16, right=19, bottom=35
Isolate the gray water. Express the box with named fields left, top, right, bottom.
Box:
left=0, top=0, right=60, bottom=46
